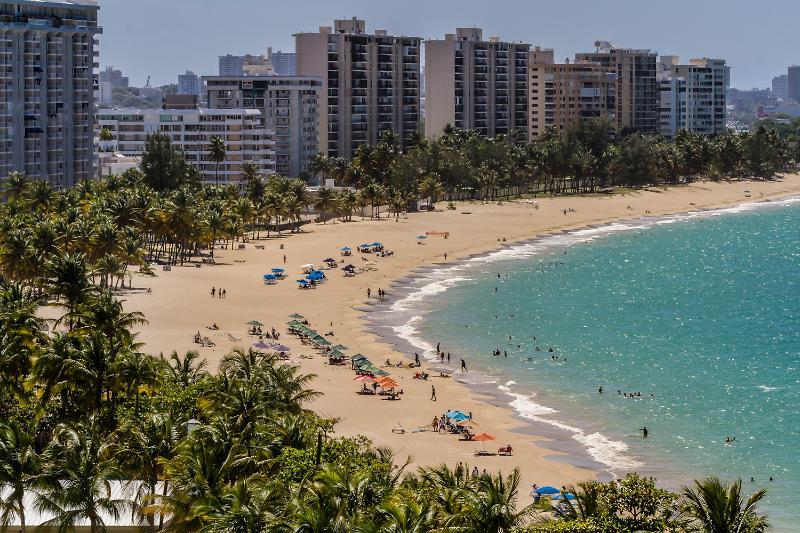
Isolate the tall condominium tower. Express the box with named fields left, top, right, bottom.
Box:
left=295, top=17, right=421, bottom=157
left=0, top=0, right=101, bottom=186
left=658, top=56, right=726, bottom=137
left=425, top=28, right=529, bottom=139
left=268, top=48, right=296, bottom=76
left=204, top=75, right=322, bottom=177
left=177, top=70, right=201, bottom=96
left=575, top=41, right=658, bottom=133
left=772, top=74, right=789, bottom=102
left=527, top=47, right=611, bottom=139
left=787, top=65, right=800, bottom=104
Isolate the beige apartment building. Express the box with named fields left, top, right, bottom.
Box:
left=295, top=17, right=420, bottom=157
left=575, top=41, right=658, bottom=133
left=425, top=28, right=529, bottom=139
left=528, top=47, right=611, bottom=138
left=658, top=56, right=726, bottom=137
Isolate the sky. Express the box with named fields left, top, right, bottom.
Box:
left=99, top=0, right=799, bottom=89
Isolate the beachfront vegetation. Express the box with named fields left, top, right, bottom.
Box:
left=0, top=254, right=772, bottom=531
left=308, top=120, right=796, bottom=203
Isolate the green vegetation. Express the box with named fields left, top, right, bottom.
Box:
left=308, top=122, right=795, bottom=205
left=0, top=121, right=782, bottom=530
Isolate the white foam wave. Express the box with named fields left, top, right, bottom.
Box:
left=758, top=385, right=778, bottom=392
left=506, top=391, right=643, bottom=471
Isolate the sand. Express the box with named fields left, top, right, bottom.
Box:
left=122, top=175, right=800, bottom=493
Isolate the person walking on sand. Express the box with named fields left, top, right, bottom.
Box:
left=367, top=288, right=371, bottom=298
left=211, top=287, right=215, bottom=297
left=432, top=416, right=439, bottom=432
left=461, top=359, right=468, bottom=372
left=431, top=385, right=437, bottom=401
left=283, top=254, right=287, bottom=263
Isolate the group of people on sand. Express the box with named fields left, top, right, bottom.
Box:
left=211, top=287, right=227, bottom=299
left=367, top=288, right=386, bottom=300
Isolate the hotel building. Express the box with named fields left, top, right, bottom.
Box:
left=425, top=27, right=529, bottom=139
left=527, top=47, right=612, bottom=138
left=295, top=17, right=421, bottom=157
left=658, top=56, right=727, bottom=137
left=575, top=41, right=658, bottom=133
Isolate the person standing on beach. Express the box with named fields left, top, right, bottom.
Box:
left=283, top=254, right=287, bottom=263
left=461, top=359, right=468, bottom=372
left=437, top=342, right=440, bottom=354
left=211, top=287, right=215, bottom=297
left=431, top=385, right=436, bottom=401
left=367, top=288, right=371, bottom=298
left=447, top=353, right=451, bottom=364
left=444, top=253, right=447, bottom=261
left=640, top=426, right=648, bottom=438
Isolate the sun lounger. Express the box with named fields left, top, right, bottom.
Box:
left=498, top=446, right=513, bottom=456
left=474, top=450, right=497, bottom=456
left=392, top=422, right=405, bottom=434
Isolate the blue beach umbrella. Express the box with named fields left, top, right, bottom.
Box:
left=340, top=246, right=351, bottom=251
left=534, top=486, right=560, bottom=495
left=296, top=279, right=309, bottom=284
left=416, top=235, right=427, bottom=240
left=552, top=493, right=576, bottom=500
left=272, top=268, right=285, bottom=273
left=263, top=274, right=276, bottom=280
left=371, top=242, right=382, bottom=246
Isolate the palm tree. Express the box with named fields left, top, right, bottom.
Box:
left=208, top=136, right=227, bottom=186
left=241, top=160, right=260, bottom=190
left=314, top=186, right=336, bottom=224
left=113, top=413, right=178, bottom=532
left=36, top=420, right=130, bottom=532
left=309, top=153, right=334, bottom=186
left=681, top=477, right=768, bottom=533
left=3, top=171, right=29, bottom=203
left=164, top=350, right=208, bottom=388
left=0, top=421, right=40, bottom=532
left=45, top=252, right=96, bottom=330
left=417, top=175, right=443, bottom=210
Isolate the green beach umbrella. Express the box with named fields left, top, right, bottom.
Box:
left=247, top=320, right=264, bottom=327
left=289, top=313, right=304, bottom=319
left=328, top=349, right=346, bottom=358
left=331, top=344, right=349, bottom=351
left=315, top=338, right=332, bottom=346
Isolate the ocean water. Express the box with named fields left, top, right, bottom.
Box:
left=379, top=198, right=800, bottom=531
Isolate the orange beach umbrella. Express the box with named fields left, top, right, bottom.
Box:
left=472, top=433, right=495, bottom=442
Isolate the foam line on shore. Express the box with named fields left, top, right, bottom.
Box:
left=375, top=194, right=800, bottom=476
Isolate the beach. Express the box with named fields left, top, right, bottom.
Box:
left=122, top=175, right=800, bottom=494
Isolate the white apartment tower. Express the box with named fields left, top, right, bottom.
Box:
left=96, top=108, right=276, bottom=186
left=0, top=0, right=101, bottom=187
left=295, top=17, right=421, bottom=157
left=658, top=56, right=726, bottom=137
left=425, top=28, right=530, bottom=139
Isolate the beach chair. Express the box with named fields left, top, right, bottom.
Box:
left=498, top=446, right=513, bottom=456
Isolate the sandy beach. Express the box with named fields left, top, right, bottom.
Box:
left=122, top=175, right=800, bottom=494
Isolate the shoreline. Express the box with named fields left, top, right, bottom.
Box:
left=120, top=175, right=800, bottom=499
left=362, top=191, right=800, bottom=485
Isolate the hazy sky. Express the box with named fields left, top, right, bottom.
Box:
left=100, top=0, right=798, bottom=89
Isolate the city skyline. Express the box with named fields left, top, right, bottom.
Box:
left=100, top=0, right=798, bottom=89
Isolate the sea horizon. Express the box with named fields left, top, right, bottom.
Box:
left=367, top=194, right=800, bottom=531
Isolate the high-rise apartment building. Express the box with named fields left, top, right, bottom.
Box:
left=177, top=70, right=200, bottom=96
left=575, top=41, right=658, bottom=133
left=295, top=17, right=421, bottom=157
left=658, top=56, right=726, bottom=138
left=269, top=48, right=296, bottom=76
left=0, top=0, right=102, bottom=186
left=425, top=28, right=529, bottom=139
left=787, top=65, right=800, bottom=103
left=100, top=65, right=128, bottom=88
left=204, top=75, right=321, bottom=177
left=96, top=108, right=276, bottom=186
left=527, top=47, right=611, bottom=139
left=772, top=74, right=789, bottom=101
left=219, top=54, right=245, bottom=76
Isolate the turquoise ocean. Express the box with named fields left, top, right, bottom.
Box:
left=370, top=197, right=800, bottom=531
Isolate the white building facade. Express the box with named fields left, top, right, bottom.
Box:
left=96, top=108, right=276, bottom=186
left=658, top=56, right=726, bottom=137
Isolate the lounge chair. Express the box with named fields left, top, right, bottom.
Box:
left=498, top=446, right=513, bottom=456
left=474, top=450, right=497, bottom=457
